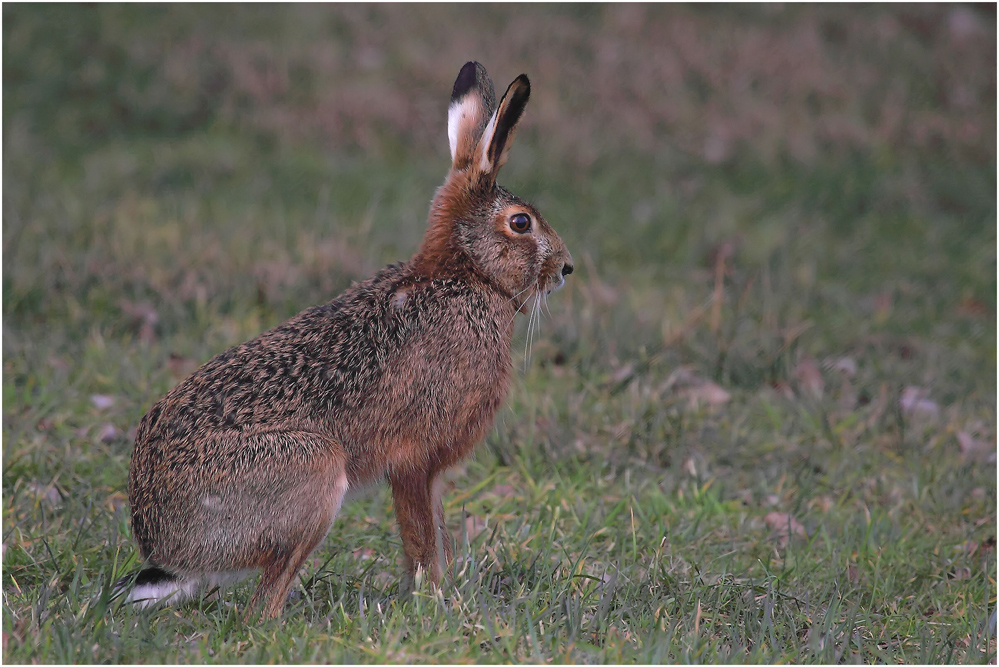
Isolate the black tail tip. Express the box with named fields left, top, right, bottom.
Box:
left=132, top=566, right=177, bottom=587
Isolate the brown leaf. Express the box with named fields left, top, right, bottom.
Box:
left=764, top=511, right=806, bottom=544
left=770, top=380, right=795, bottom=400
left=105, top=491, right=128, bottom=513
left=47, top=356, right=70, bottom=372
left=463, top=515, right=488, bottom=540
left=97, top=422, right=122, bottom=443
left=682, top=381, right=730, bottom=409
left=830, top=357, right=858, bottom=377
left=874, top=291, right=892, bottom=323
left=610, top=363, right=635, bottom=385
left=899, top=386, right=939, bottom=417
left=490, top=484, right=516, bottom=498
left=956, top=296, right=990, bottom=319
left=119, top=299, right=159, bottom=344
left=957, top=431, right=996, bottom=463
left=813, top=496, right=834, bottom=513
left=167, top=354, right=200, bottom=381
left=90, top=394, right=115, bottom=411
left=795, top=355, right=824, bottom=399
left=352, top=547, right=376, bottom=561
left=27, top=482, right=62, bottom=506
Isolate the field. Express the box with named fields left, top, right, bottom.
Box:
left=3, top=4, right=996, bottom=663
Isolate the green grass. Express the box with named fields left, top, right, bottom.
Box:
left=3, top=4, right=996, bottom=663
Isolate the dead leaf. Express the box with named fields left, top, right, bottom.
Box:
left=770, top=380, right=795, bottom=400
left=765, top=511, right=806, bottom=545
left=949, top=6, right=985, bottom=41
left=490, top=484, right=516, bottom=498
left=957, top=431, right=996, bottom=463
left=610, top=363, right=636, bottom=385
left=47, top=356, right=70, bottom=372
left=830, top=357, right=858, bottom=377
left=899, top=386, right=939, bottom=417
left=703, top=133, right=731, bottom=164
left=352, top=547, right=376, bottom=561
left=91, top=394, right=115, bottom=411
left=167, top=354, right=200, bottom=380
left=874, top=291, right=892, bottom=323
left=813, top=496, right=834, bottom=513
left=956, top=296, right=990, bottom=318
left=682, top=381, right=730, bottom=409
left=958, top=541, right=980, bottom=557
left=119, top=299, right=159, bottom=343
left=582, top=253, right=619, bottom=306
left=105, top=491, right=129, bottom=513
left=97, top=423, right=122, bottom=443
left=795, top=355, right=824, bottom=399
left=463, top=515, right=488, bottom=540
left=27, top=482, right=62, bottom=506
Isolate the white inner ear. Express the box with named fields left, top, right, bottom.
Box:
left=478, top=108, right=499, bottom=172
left=448, top=96, right=479, bottom=161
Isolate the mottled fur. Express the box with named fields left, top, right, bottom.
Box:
left=123, top=61, right=572, bottom=619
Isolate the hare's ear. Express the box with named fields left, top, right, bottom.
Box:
left=448, top=62, right=496, bottom=171
left=475, top=74, right=530, bottom=184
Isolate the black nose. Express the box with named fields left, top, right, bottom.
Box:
left=561, top=262, right=574, bottom=277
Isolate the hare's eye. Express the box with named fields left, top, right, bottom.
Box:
left=509, top=213, right=531, bottom=234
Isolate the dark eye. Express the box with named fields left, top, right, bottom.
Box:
left=509, top=213, right=531, bottom=234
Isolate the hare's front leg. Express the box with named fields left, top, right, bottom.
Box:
left=432, top=475, right=454, bottom=570
left=390, top=469, right=448, bottom=588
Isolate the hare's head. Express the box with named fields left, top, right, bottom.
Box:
left=415, top=62, right=572, bottom=309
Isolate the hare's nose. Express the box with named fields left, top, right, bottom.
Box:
left=561, top=262, right=574, bottom=277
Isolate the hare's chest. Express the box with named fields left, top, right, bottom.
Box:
left=356, top=295, right=513, bottom=473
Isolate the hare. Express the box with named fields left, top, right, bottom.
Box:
left=119, top=62, right=573, bottom=618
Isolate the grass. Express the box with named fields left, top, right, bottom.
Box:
left=3, top=4, right=996, bottom=663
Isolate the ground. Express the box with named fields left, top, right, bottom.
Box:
left=3, top=4, right=996, bottom=663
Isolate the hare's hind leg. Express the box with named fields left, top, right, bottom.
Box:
left=250, top=537, right=326, bottom=619
left=191, top=430, right=349, bottom=619
left=244, top=439, right=349, bottom=619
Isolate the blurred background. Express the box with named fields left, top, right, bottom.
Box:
left=2, top=4, right=996, bottom=662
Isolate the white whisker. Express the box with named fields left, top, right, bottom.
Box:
left=524, top=287, right=543, bottom=372
left=504, top=283, right=536, bottom=328
left=506, top=284, right=534, bottom=307
left=541, top=288, right=553, bottom=319
left=523, top=289, right=536, bottom=371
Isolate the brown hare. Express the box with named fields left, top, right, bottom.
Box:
left=119, top=62, right=573, bottom=618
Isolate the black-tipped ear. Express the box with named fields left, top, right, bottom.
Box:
left=476, top=74, right=530, bottom=181
left=450, top=62, right=479, bottom=104
left=448, top=62, right=496, bottom=170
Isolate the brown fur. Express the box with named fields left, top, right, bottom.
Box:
left=125, top=61, right=572, bottom=618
